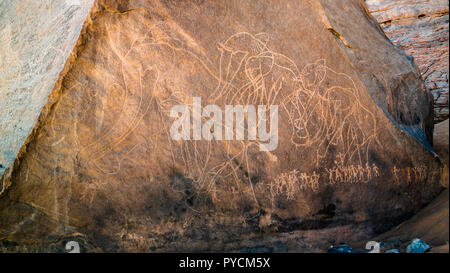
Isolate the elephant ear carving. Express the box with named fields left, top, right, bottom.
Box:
left=301, top=59, right=327, bottom=89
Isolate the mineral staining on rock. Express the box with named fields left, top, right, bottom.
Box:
left=365, top=0, right=449, bottom=122
left=0, top=0, right=444, bottom=252
left=0, top=0, right=95, bottom=193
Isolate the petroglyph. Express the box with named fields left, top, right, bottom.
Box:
left=0, top=0, right=443, bottom=253
left=393, top=165, right=429, bottom=185
left=67, top=22, right=382, bottom=209
left=268, top=161, right=381, bottom=204
left=325, top=163, right=380, bottom=184
left=269, top=169, right=320, bottom=200
left=210, top=32, right=380, bottom=166
left=325, top=153, right=380, bottom=184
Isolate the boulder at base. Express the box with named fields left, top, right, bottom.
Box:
left=0, top=0, right=444, bottom=252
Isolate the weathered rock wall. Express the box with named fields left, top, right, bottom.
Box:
left=365, top=0, right=449, bottom=122
left=0, top=0, right=444, bottom=252
left=0, top=0, right=95, bottom=193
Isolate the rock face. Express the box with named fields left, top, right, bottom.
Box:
left=0, top=0, right=95, bottom=193
left=434, top=119, right=449, bottom=187
left=370, top=188, right=449, bottom=253
left=365, top=0, right=449, bottom=123
left=0, top=0, right=444, bottom=252
left=358, top=121, right=448, bottom=253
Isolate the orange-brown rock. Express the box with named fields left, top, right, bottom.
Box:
left=434, top=119, right=449, bottom=187
left=0, top=0, right=95, bottom=195
left=365, top=0, right=449, bottom=122
left=353, top=188, right=449, bottom=253
left=0, top=0, right=444, bottom=252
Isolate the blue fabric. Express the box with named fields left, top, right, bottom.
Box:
left=385, top=249, right=400, bottom=253
left=406, top=238, right=431, bottom=253
left=328, top=244, right=358, bottom=253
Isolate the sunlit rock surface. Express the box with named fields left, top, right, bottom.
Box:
left=365, top=0, right=449, bottom=122
left=0, top=0, right=95, bottom=193
left=434, top=119, right=449, bottom=188
left=0, top=0, right=444, bottom=252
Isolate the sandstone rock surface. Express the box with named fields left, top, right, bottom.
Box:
left=355, top=118, right=449, bottom=253
left=434, top=119, right=449, bottom=187
left=0, top=0, right=444, bottom=252
left=434, top=119, right=449, bottom=164
left=365, top=0, right=449, bottom=122
left=368, top=188, right=449, bottom=253
left=0, top=0, right=95, bottom=193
